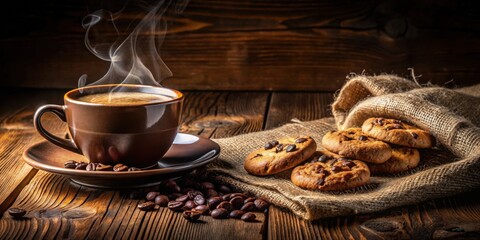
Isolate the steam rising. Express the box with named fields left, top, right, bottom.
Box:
left=79, top=0, right=188, bottom=90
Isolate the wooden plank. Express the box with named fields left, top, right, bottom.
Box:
left=0, top=91, right=269, bottom=239
left=264, top=92, right=480, bottom=239
left=1, top=1, right=480, bottom=90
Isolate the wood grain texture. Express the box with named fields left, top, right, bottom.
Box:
left=0, top=90, right=268, bottom=239
left=1, top=0, right=479, bottom=90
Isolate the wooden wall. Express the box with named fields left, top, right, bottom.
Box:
left=1, top=0, right=479, bottom=91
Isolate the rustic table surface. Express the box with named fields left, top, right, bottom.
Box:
left=0, top=88, right=478, bottom=239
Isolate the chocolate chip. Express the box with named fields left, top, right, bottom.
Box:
left=331, top=166, right=342, bottom=173
left=241, top=212, right=256, bottom=222
left=254, top=199, right=270, bottom=212
left=64, top=160, right=77, bottom=169
left=285, top=144, right=296, bottom=152
left=317, top=178, right=325, bottom=186
left=295, top=137, right=307, bottom=143
left=167, top=201, right=184, bottom=212
left=270, top=140, right=279, bottom=146
left=8, top=208, right=26, bottom=218
left=411, top=132, right=418, bottom=139
left=318, top=155, right=329, bottom=162
left=229, top=210, right=245, bottom=219
left=275, top=144, right=284, bottom=153
left=358, top=135, right=368, bottom=141
left=127, top=167, right=142, bottom=171
left=113, top=163, right=129, bottom=172
left=344, top=173, right=353, bottom=180
left=211, top=208, right=229, bottom=219
left=264, top=142, right=274, bottom=150
left=138, top=201, right=156, bottom=211
left=154, top=195, right=169, bottom=207
left=146, top=192, right=160, bottom=201
left=86, top=163, right=97, bottom=171
left=183, top=210, right=202, bottom=222
left=342, top=161, right=356, bottom=168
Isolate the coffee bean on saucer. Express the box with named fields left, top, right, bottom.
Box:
left=8, top=208, right=26, bottom=218
left=207, top=197, right=223, bottom=210
left=194, top=195, right=206, bottom=205
left=64, top=160, right=77, bottom=169
left=183, top=210, right=202, bottom=222
left=229, top=210, right=245, bottom=219
left=75, top=162, right=88, bottom=170
left=175, top=195, right=189, bottom=203
left=86, top=163, right=97, bottom=171
left=128, top=167, right=142, bottom=171
left=211, top=208, right=228, bottom=219
left=194, top=205, right=209, bottom=215
left=217, top=185, right=231, bottom=194
left=167, top=201, right=184, bottom=212
left=146, top=192, right=160, bottom=201
left=113, top=164, right=129, bottom=172
left=184, top=200, right=196, bottom=210
left=217, top=201, right=233, bottom=212
left=138, top=201, right=156, bottom=211
left=154, top=195, right=169, bottom=207
left=96, top=164, right=113, bottom=171
left=229, top=196, right=244, bottom=210
left=241, top=212, right=256, bottom=222
left=254, top=199, right=270, bottom=212
left=240, top=202, right=256, bottom=212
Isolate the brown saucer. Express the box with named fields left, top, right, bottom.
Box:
left=23, top=133, right=220, bottom=189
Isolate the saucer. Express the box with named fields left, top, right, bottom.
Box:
left=23, top=133, right=220, bottom=189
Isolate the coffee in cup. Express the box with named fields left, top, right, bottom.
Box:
left=34, top=84, right=184, bottom=168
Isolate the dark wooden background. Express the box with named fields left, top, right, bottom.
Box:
left=1, top=0, right=480, bottom=91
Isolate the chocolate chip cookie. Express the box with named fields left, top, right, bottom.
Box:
left=321, top=128, right=392, bottom=163
left=244, top=136, right=317, bottom=176
left=291, top=151, right=370, bottom=191
left=368, top=146, right=420, bottom=174
left=361, top=118, right=433, bottom=148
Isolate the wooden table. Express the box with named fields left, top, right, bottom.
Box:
left=0, top=88, right=479, bottom=239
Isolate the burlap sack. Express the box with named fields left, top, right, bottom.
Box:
left=208, top=74, right=480, bottom=220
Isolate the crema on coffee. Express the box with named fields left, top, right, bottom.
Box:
left=77, top=92, right=172, bottom=105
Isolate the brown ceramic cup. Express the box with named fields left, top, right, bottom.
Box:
left=33, top=84, right=183, bottom=168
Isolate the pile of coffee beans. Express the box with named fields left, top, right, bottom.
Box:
left=133, top=178, right=270, bottom=223
left=63, top=160, right=141, bottom=172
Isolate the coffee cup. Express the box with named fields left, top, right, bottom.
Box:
left=33, top=84, right=184, bottom=168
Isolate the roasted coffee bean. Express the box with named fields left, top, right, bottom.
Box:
left=175, top=195, right=189, bottom=203
left=113, top=163, right=129, bottom=172
left=211, top=208, right=229, bottom=219
left=318, top=178, right=325, bottom=186
left=358, top=135, right=368, bottom=141
left=194, top=195, right=206, bottom=205
left=222, top=193, right=233, bottom=201
left=229, top=196, right=244, bottom=210
left=181, top=187, right=194, bottom=195
left=86, top=163, right=97, bottom=171
left=146, top=192, right=160, bottom=201
left=207, top=197, right=223, bottom=210
left=138, top=201, right=156, bottom=211
left=331, top=166, right=342, bottom=173
left=187, top=190, right=203, bottom=200
left=75, top=162, right=88, bottom=170
left=275, top=144, right=284, bottom=153
left=295, top=137, right=308, bottom=143
left=241, top=212, right=256, bottom=222
left=194, top=205, right=210, bottom=215
left=411, top=132, right=419, bottom=139
left=318, top=155, right=329, bottom=162
left=64, top=160, right=77, bottom=169
left=183, top=210, right=202, bottom=222
left=154, top=195, right=169, bottom=207
left=8, top=208, right=26, bottom=218
left=342, top=161, right=356, bottom=168
left=217, top=201, right=234, bottom=212
left=201, top=181, right=215, bottom=190
left=168, top=193, right=183, bottom=200
left=264, top=142, right=274, bottom=150
left=270, top=140, right=279, bottom=146
left=128, top=167, right=142, bottom=171
left=285, top=144, right=296, bottom=152
left=240, top=202, right=255, bottom=212
left=344, top=173, right=353, bottom=180
left=96, top=164, right=113, bottom=171
left=244, top=197, right=255, bottom=204
left=164, top=180, right=181, bottom=193
left=167, top=201, right=184, bottom=212
left=206, top=188, right=219, bottom=198
left=229, top=210, right=245, bottom=219
left=217, top=185, right=232, bottom=194
left=231, top=193, right=248, bottom=199
left=184, top=200, right=196, bottom=210
left=254, top=199, right=270, bottom=212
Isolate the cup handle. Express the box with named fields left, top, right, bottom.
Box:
left=34, top=104, right=81, bottom=154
